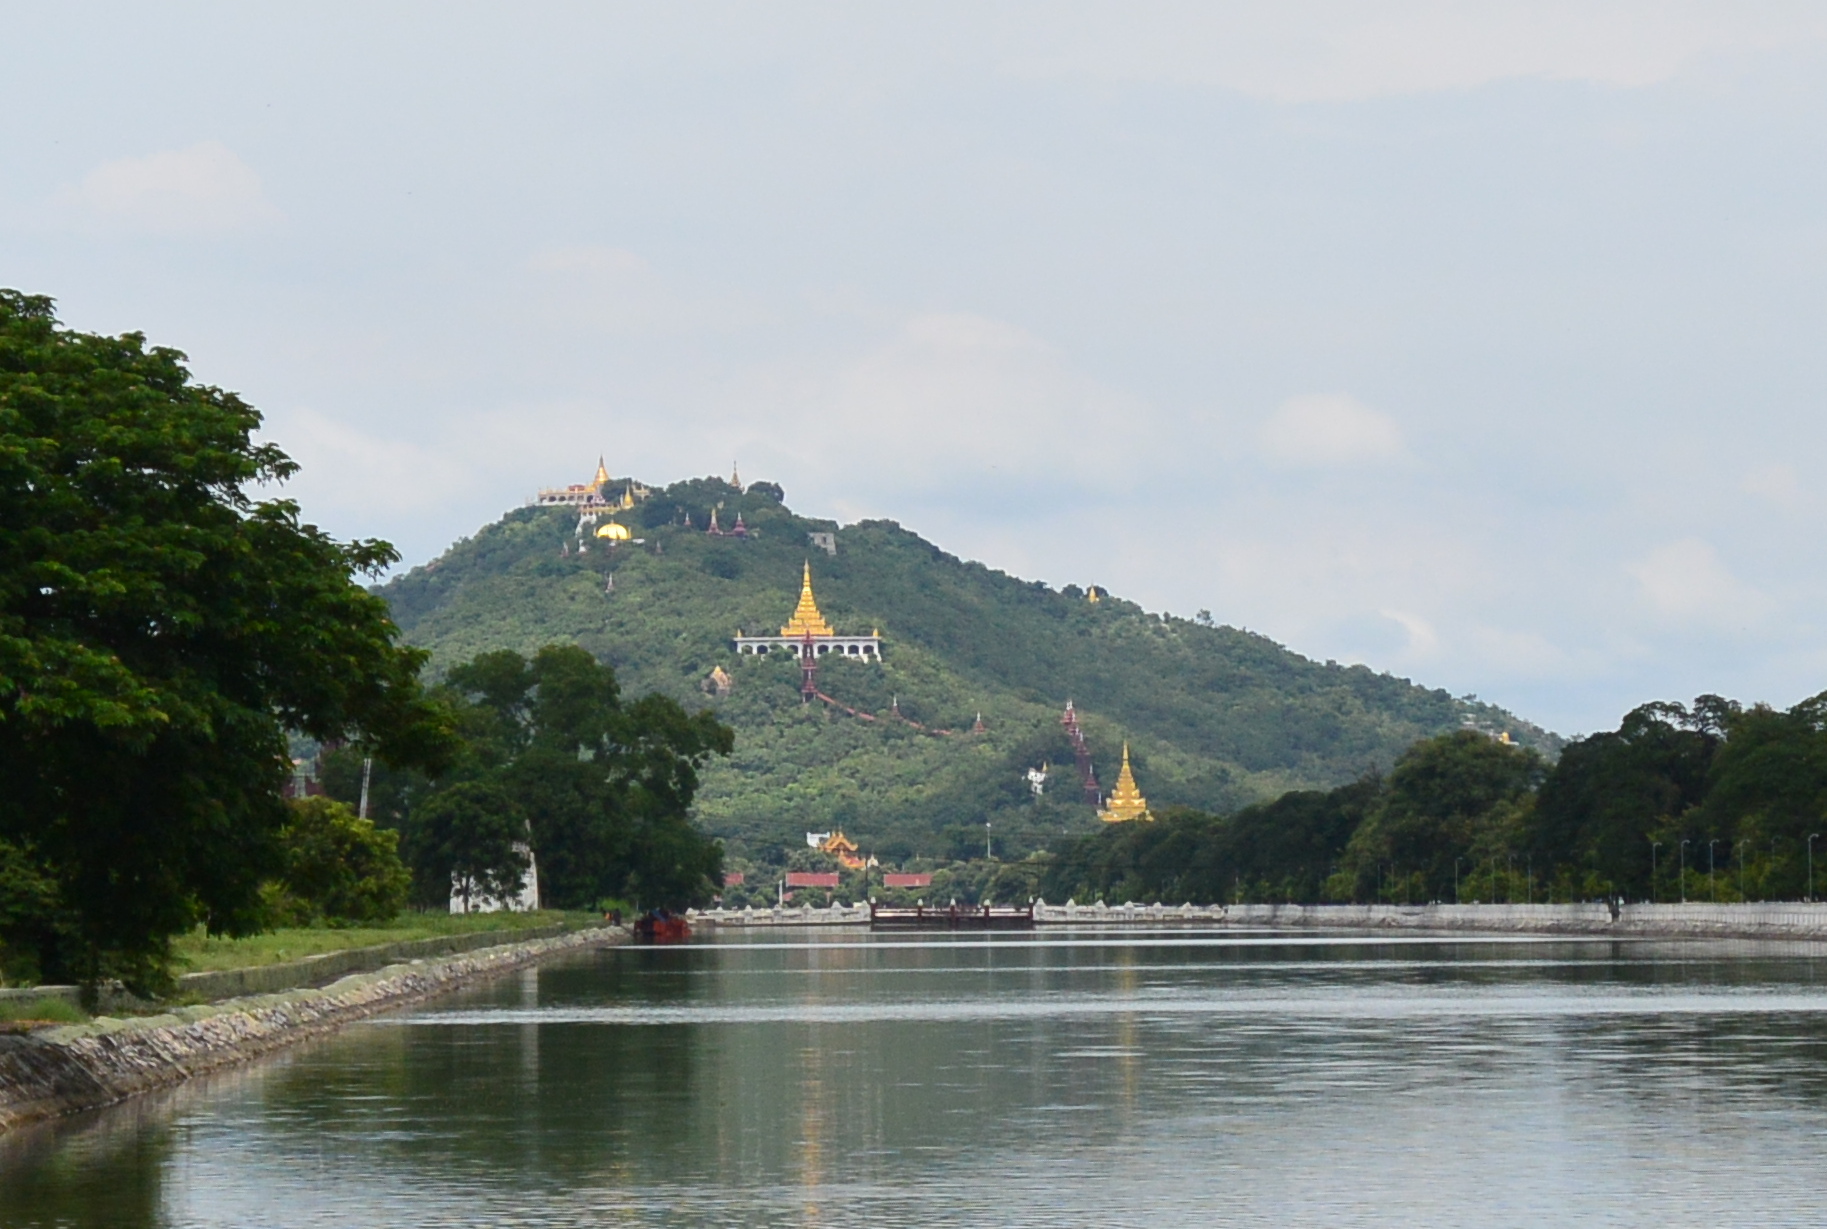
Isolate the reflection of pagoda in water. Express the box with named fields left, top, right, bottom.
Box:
left=733, top=562, right=883, bottom=661
left=1098, top=744, right=1152, bottom=823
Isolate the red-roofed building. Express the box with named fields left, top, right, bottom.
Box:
left=785, top=871, right=840, bottom=888
left=883, top=873, right=933, bottom=889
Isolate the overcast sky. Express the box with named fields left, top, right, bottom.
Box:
left=6, top=2, right=1827, bottom=737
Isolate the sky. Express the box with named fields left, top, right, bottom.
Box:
left=5, top=2, right=1827, bottom=737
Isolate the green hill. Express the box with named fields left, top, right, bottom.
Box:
left=380, top=475, right=1555, bottom=861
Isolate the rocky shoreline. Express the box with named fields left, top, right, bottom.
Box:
left=0, top=924, right=626, bottom=1135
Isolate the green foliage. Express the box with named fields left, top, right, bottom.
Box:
left=408, top=780, right=531, bottom=912
left=381, top=482, right=1551, bottom=863
left=0, top=291, right=455, bottom=992
left=0, top=996, right=86, bottom=1024
left=1049, top=692, right=1827, bottom=908
left=271, top=797, right=412, bottom=925
left=1332, top=731, right=1543, bottom=902
left=1042, top=781, right=1380, bottom=905
left=362, top=645, right=735, bottom=911
left=0, top=838, right=62, bottom=985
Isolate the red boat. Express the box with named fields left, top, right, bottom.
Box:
left=633, top=911, right=690, bottom=942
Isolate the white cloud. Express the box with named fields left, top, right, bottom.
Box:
left=1628, top=538, right=1774, bottom=627
left=57, top=141, right=281, bottom=235
left=1259, top=394, right=1407, bottom=468
left=996, top=1, right=1827, bottom=102
left=1744, top=462, right=1807, bottom=511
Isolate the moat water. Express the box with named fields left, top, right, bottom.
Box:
left=6, top=929, right=1827, bottom=1227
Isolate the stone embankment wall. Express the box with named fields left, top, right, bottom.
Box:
left=1218, top=901, right=1827, bottom=939
left=693, top=904, right=871, bottom=927
left=0, top=922, right=579, bottom=1014
left=0, top=925, right=624, bottom=1135
left=700, top=899, right=1827, bottom=939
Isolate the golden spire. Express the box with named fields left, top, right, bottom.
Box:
left=780, top=561, right=835, bottom=637
left=1098, top=743, right=1152, bottom=823
left=593, top=456, right=610, bottom=489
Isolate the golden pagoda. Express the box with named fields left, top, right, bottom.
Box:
left=1098, top=743, right=1152, bottom=823
left=592, top=456, right=611, bottom=489
left=780, top=561, right=835, bottom=638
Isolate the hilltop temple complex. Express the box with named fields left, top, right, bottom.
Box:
left=1098, top=744, right=1153, bottom=823
left=735, top=563, right=883, bottom=661
left=536, top=457, right=646, bottom=513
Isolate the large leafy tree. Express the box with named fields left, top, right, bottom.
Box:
left=1525, top=700, right=1722, bottom=899
left=417, top=645, right=733, bottom=910
left=1331, top=731, right=1543, bottom=902
left=0, top=291, right=452, bottom=989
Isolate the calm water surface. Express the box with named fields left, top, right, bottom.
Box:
left=6, top=929, right=1827, bottom=1227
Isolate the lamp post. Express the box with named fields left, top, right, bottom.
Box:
left=985, top=821, right=993, bottom=861
left=1679, top=840, right=1689, bottom=903
left=1454, top=857, right=1462, bottom=905
left=1737, top=840, right=1747, bottom=902
left=1810, top=834, right=1820, bottom=902
left=1708, top=840, right=1720, bottom=902
left=1527, top=854, right=1534, bottom=905
left=1651, top=841, right=1662, bottom=904
left=1506, top=854, right=1515, bottom=905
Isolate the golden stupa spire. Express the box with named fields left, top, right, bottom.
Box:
left=780, top=560, right=835, bottom=638
left=1099, top=742, right=1152, bottom=823
left=592, top=456, right=611, bottom=489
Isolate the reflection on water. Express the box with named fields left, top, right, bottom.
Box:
left=5, top=930, right=1827, bottom=1227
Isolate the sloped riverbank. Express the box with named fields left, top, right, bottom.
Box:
left=0, top=924, right=625, bottom=1135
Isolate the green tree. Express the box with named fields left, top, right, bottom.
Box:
left=1332, top=732, right=1542, bottom=902
left=423, top=645, right=734, bottom=910
left=1686, top=693, right=1827, bottom=899
left=272, top=797, right=412, bottom=925
left=409, top=780, right=531, bottom=912
left=0, top=291, right=454, bottom=990
left=1526, top=700, right=1720, bottom=900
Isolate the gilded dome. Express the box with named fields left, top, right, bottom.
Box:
left=596, top=521, right=632, bottom=541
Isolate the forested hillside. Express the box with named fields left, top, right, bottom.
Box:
left=382, top=475, right=1554, bottom=860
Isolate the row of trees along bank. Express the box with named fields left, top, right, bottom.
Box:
left=0, top=291, right=730, bottom=995
left=1042, top=695, right=1827, bottom=907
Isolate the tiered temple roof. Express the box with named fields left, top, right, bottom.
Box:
left=780, top=562, right=836, bottom=637
left=1098, top=743, right=1152, bottom=823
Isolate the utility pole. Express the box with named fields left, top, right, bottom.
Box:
left=1811, top=834, right=1821, bottom=902
left=1680, top=840, right=1689, bottom=903
left=359, top=757, right=373, bottom=820
left=1651, top=841, right=1661, bottom=904
left=1709, top=840, right=1719, bottom=902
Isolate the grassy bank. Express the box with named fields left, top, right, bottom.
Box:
left=173, top=910, right=590, bottom=974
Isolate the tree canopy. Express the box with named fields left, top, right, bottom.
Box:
left=0, top=290, right=453, bottom=989
left=332, top=644, right=734, bottom=911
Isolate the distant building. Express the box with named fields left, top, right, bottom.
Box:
left=734, top=562, right=883, bottom=662
left=883, top=872, right=933, bottom=889
left=703, top=665, right=734, bottom=697
left=535, top=456, right=647, bottom=512
left=807, top=531, right=836, bottom=555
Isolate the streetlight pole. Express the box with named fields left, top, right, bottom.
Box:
left=1810, top=834, right=1820, bottom=902
left=1527, top=854, right=1533, bottom=905
left=1506, top=854, right=1515, bottom=905
left=1738, top=840, right=1747, bottom=902
left=985, top=821, right=992, bottom=861
left=1679, top=840, right=1689, bottom=903
left=1651, top=841, right=1661, bottom=904
left=1454, top=857, right=1461, bottom=905
left=1709, top=840, right=1719, bottom=902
